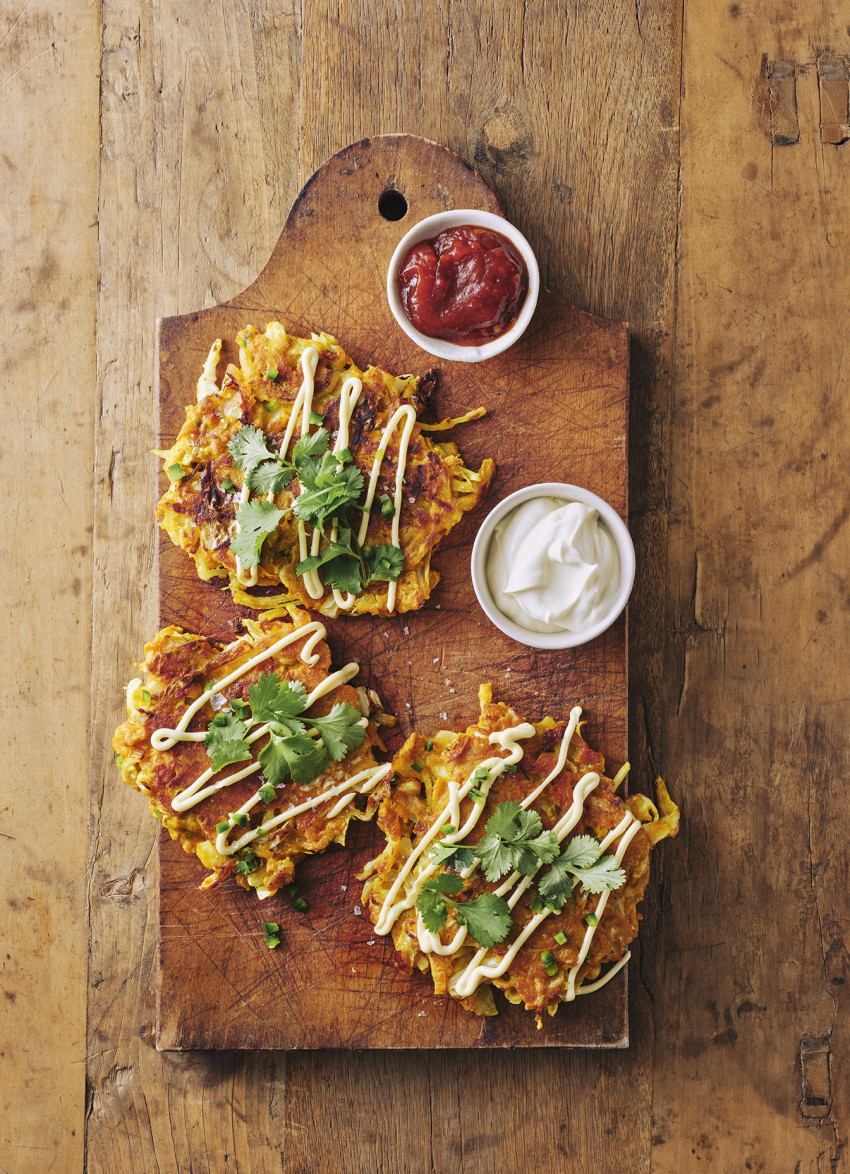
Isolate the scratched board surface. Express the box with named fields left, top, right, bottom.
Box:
left=155, top=135, right=629, bottom=1050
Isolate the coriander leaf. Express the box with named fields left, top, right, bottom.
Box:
left=445, top=892, right=513, bottom=949
left=296, top=537, right=366, bottom=596
left=536, top=858, right=574, bottom=909
left=228, top=425, right=273, bottom=473
left=571, top=855, right=627, bottom=894
left=537, top=835, right=626, bottom=909
left=247, top=461, right=294, bottom=496
left=314, top=554, right=365, bottom=595
left=248, top=673, right=308, bottom=725
left=293, top=462, right=364, bottom=526
left=429, top=842, right=477, bottom=872
left=476, top=801, right=560, bottom=882
left=307, top=702, right=366, bottom=761
left=364, top=543, right=404, bottom=583
left=231, top=499, right=284, bottom=568
left=476, top=832, right=516, bottom=883
left=292, top=428, right=330, bottom=463
left=259, top=732, right=328, bottom=786
left=528, top=829, right=560, bottom=864
left=512, top=808, right=544, bottom=841
left=557, top=834, right=601, bottom=871
left=416, top=873, right=463, bottom=934
left=204, top=712, right=252, bottom=772
left=484, top=800, right=524, bottom=840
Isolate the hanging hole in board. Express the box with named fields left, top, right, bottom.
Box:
left=378, top=189, right=408, bottom=221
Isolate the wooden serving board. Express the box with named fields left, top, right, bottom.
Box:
left=155, top=135, right=629, bottom=1050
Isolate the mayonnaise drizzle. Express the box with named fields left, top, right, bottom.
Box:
left=327, top=375, right=363, bottom=611
left=145, top=620, right=385, bottom=857
left=374, top=704, right=640, bottom=1001
left=229, top=340, right=412, bottom=610
left=373, top=721, right=537, bottom=935
left=356, top=404, right=417, bottom=612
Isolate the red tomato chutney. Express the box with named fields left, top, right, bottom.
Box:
left=398, top=225, right=528, bottom=346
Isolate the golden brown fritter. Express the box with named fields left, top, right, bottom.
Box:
left=361, top=686, right=678, bottom=1019
left=157, top=324, right=493, bottom=615
left=113, top=611, right=392, bottom=899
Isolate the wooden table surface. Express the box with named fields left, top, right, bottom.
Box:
left=3, top=1, right=848, bottom=1170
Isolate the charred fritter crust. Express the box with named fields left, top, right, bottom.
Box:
left=361, top=686, right=678, bottom=1019
left=157, top=323, right=494, bottom=615
left=113, top=612, right=391, bottom=899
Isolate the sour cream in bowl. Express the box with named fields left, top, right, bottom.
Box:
left=470, top=484, right=635, bottom=649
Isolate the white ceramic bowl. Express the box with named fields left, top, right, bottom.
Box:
left=386, top=209, right=540, bottom=362
left=470, top=483, right=636, bottom=650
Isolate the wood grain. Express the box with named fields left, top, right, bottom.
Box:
left=155, top=135, right=630, bottom=1051
left=0, top=0, right=840, bottom=1166
left=651, top=6, right=850, bottom=1169
left=0, top=3, right=99, bottom=1172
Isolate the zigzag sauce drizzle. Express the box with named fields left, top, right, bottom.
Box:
left=374, top=704, right=640, bottom=1000
left=145, top=620, right=389, bottom=857
left=229, top=341, right=415, bottom=610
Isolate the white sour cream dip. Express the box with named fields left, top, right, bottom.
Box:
left=484, top=497, right=620, bottom=634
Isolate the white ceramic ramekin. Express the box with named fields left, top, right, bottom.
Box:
left=470, top=483, right=636, bottom=650
left=386, top=209, right=540, bottom=363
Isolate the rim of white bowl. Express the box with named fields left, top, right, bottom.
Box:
left=386, top=209, right=540, bottom=363
left=470, top=483, right=636, bottom=650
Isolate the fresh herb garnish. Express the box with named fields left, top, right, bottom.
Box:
left=537, top=835, right=627, bottom=911
left=203, top=670, right=365, bottom=792
left=553, top=930, right=567, bottom=945
left=167, top=462, right=185, bottom=482
left=474, top=802, right=560, bottom=883
left=230, top=498, right=284, bottom=569
left=227, top=423, right=403, bottom=592
left=426, top=739, right=435, bottom=752
left=221, top=478, right=237, bottom=494
left=140, top=688, right=152, bottom=706
left=308, top=411, right=323, bottom=426
left=265, top=367, right=279, bottom=381
left=416, top=874, right=513, bottom=949
left=205, top=712, right=252, bottom=772
left=428, top=841, right=477, bottom=872
left=380, top=493, right=395, bottom=519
